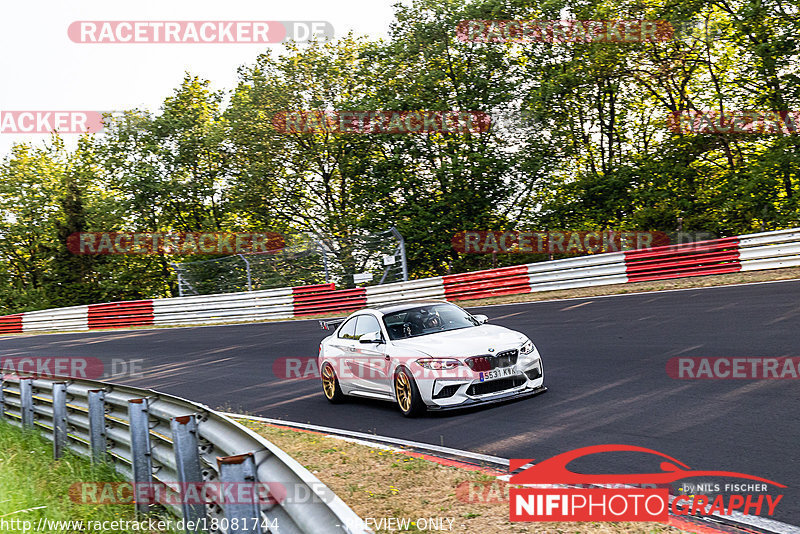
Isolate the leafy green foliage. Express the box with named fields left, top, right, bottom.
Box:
left=1, top=0, right=798, bottom=312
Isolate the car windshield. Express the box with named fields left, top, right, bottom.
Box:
left=382, top=303, right=478, bottom=340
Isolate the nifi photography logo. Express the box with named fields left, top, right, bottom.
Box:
left=509, top=445, right=785, bottom=522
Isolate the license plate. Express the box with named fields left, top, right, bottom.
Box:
left=479, top=366, right=515, bottom=382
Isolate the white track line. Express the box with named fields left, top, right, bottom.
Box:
left=223, top=413, right=509, bottom=467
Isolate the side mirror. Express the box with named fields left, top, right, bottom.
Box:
left=473, top=314, right=489, bottom=325
left=359, top=331, right=384, bottom=344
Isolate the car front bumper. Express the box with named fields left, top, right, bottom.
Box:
left=417, top=358, right=546, bottom=410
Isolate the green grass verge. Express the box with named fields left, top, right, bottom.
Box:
left=0, top=417, right=174, bottom=533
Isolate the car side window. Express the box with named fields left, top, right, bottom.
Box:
left=337, top=317, right=358, bottom=339
left=354, top=315, right=381, bottom=340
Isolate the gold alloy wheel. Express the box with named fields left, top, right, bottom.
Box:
left=322, top=364, right=336, bottom=399
left=395, top=371, right=412, bottom=412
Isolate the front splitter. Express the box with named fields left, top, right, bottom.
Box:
left=426, top=385, right=547, bottom=411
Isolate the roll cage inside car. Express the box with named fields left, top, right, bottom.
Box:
left=381, top=303, right=480, bottom=340
left=319, top=302, right=484, bottom=342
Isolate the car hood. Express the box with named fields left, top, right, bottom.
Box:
left=389, top=324, right=526, bottom=357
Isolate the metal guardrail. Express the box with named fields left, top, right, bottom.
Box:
left=16, top=305, right=89, bottom=332
left=0, top=375, right=369, bottom=534
left=739, top=229, right=800, bottom=271
left=526, top=252, right=628, bottom=292
left=152, top=288, right=295, bottom=326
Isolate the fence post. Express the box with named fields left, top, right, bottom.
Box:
left=20, top=378, right=34, bottom=428
left=129, top=398, right=153, bottom=515
left=173, top=262, right=185, bottom=297
left=218, top=453, right=263, bottom=534
left=88, top=389, right=107, bottom=462
left=317, top=240, right=330, bottom=284
left=171, top=415, right=206, bottom=533
left=391, top=227, right=408, bottom=282
left=52, top=382, right=68, bottom=459
left=0, top=378, right=4, bottom=418
left=239, top=255, right=253, bottom=292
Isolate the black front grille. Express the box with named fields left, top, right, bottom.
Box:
left=433, top=384, right=461, bottom=399
left=467, top=375, right=526, bottom=396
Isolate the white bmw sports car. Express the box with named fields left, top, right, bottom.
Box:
left=317, top=300, right=546, bottom=416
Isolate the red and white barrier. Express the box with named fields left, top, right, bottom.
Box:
left=443, top=265, right=531, bottom=300
left=0, top=314, right=23, bottom=334
left=623, top=237, right=741, bottom=282
left=1, top=228, right=798, bottom=333
left=88, top=301, right=153, bottom=329
left=365, top=277, right=445, bottom=306
left=152, top=287, right=294, bottom=326
left=292, top=284, right=367, bottom=316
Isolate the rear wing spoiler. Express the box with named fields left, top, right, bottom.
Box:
left=319, top=318, right=346, bottom=331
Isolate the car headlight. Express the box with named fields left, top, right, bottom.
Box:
left=520, top=339, right=535, bottom=355
left=415, top=359, right=461, bottom=370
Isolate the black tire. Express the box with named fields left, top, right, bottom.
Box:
left=321, top=362, right=345, bottom=403
left=394, top=366, right=425, bottom=417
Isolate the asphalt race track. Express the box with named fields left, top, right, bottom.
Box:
left=1, top=280, right=799, bottom=525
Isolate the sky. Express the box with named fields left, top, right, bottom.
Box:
left=0, top=0, right=406, bottom=157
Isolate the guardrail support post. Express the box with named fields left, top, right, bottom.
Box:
left=218, top=453, right=263, bottom=534
left=0, top=378, right=4, bottom=418
left=52, top=382, right=68, bottom=459
left=20, top=378, right=34, bottom=428
left=129, top=398, right=153, bottom=515
left=171, top=415, right=206, bottom=533
left=88, top=389, right=107, bottom=462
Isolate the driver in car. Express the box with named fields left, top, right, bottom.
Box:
left=402, top=307, right=444, bottom=337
